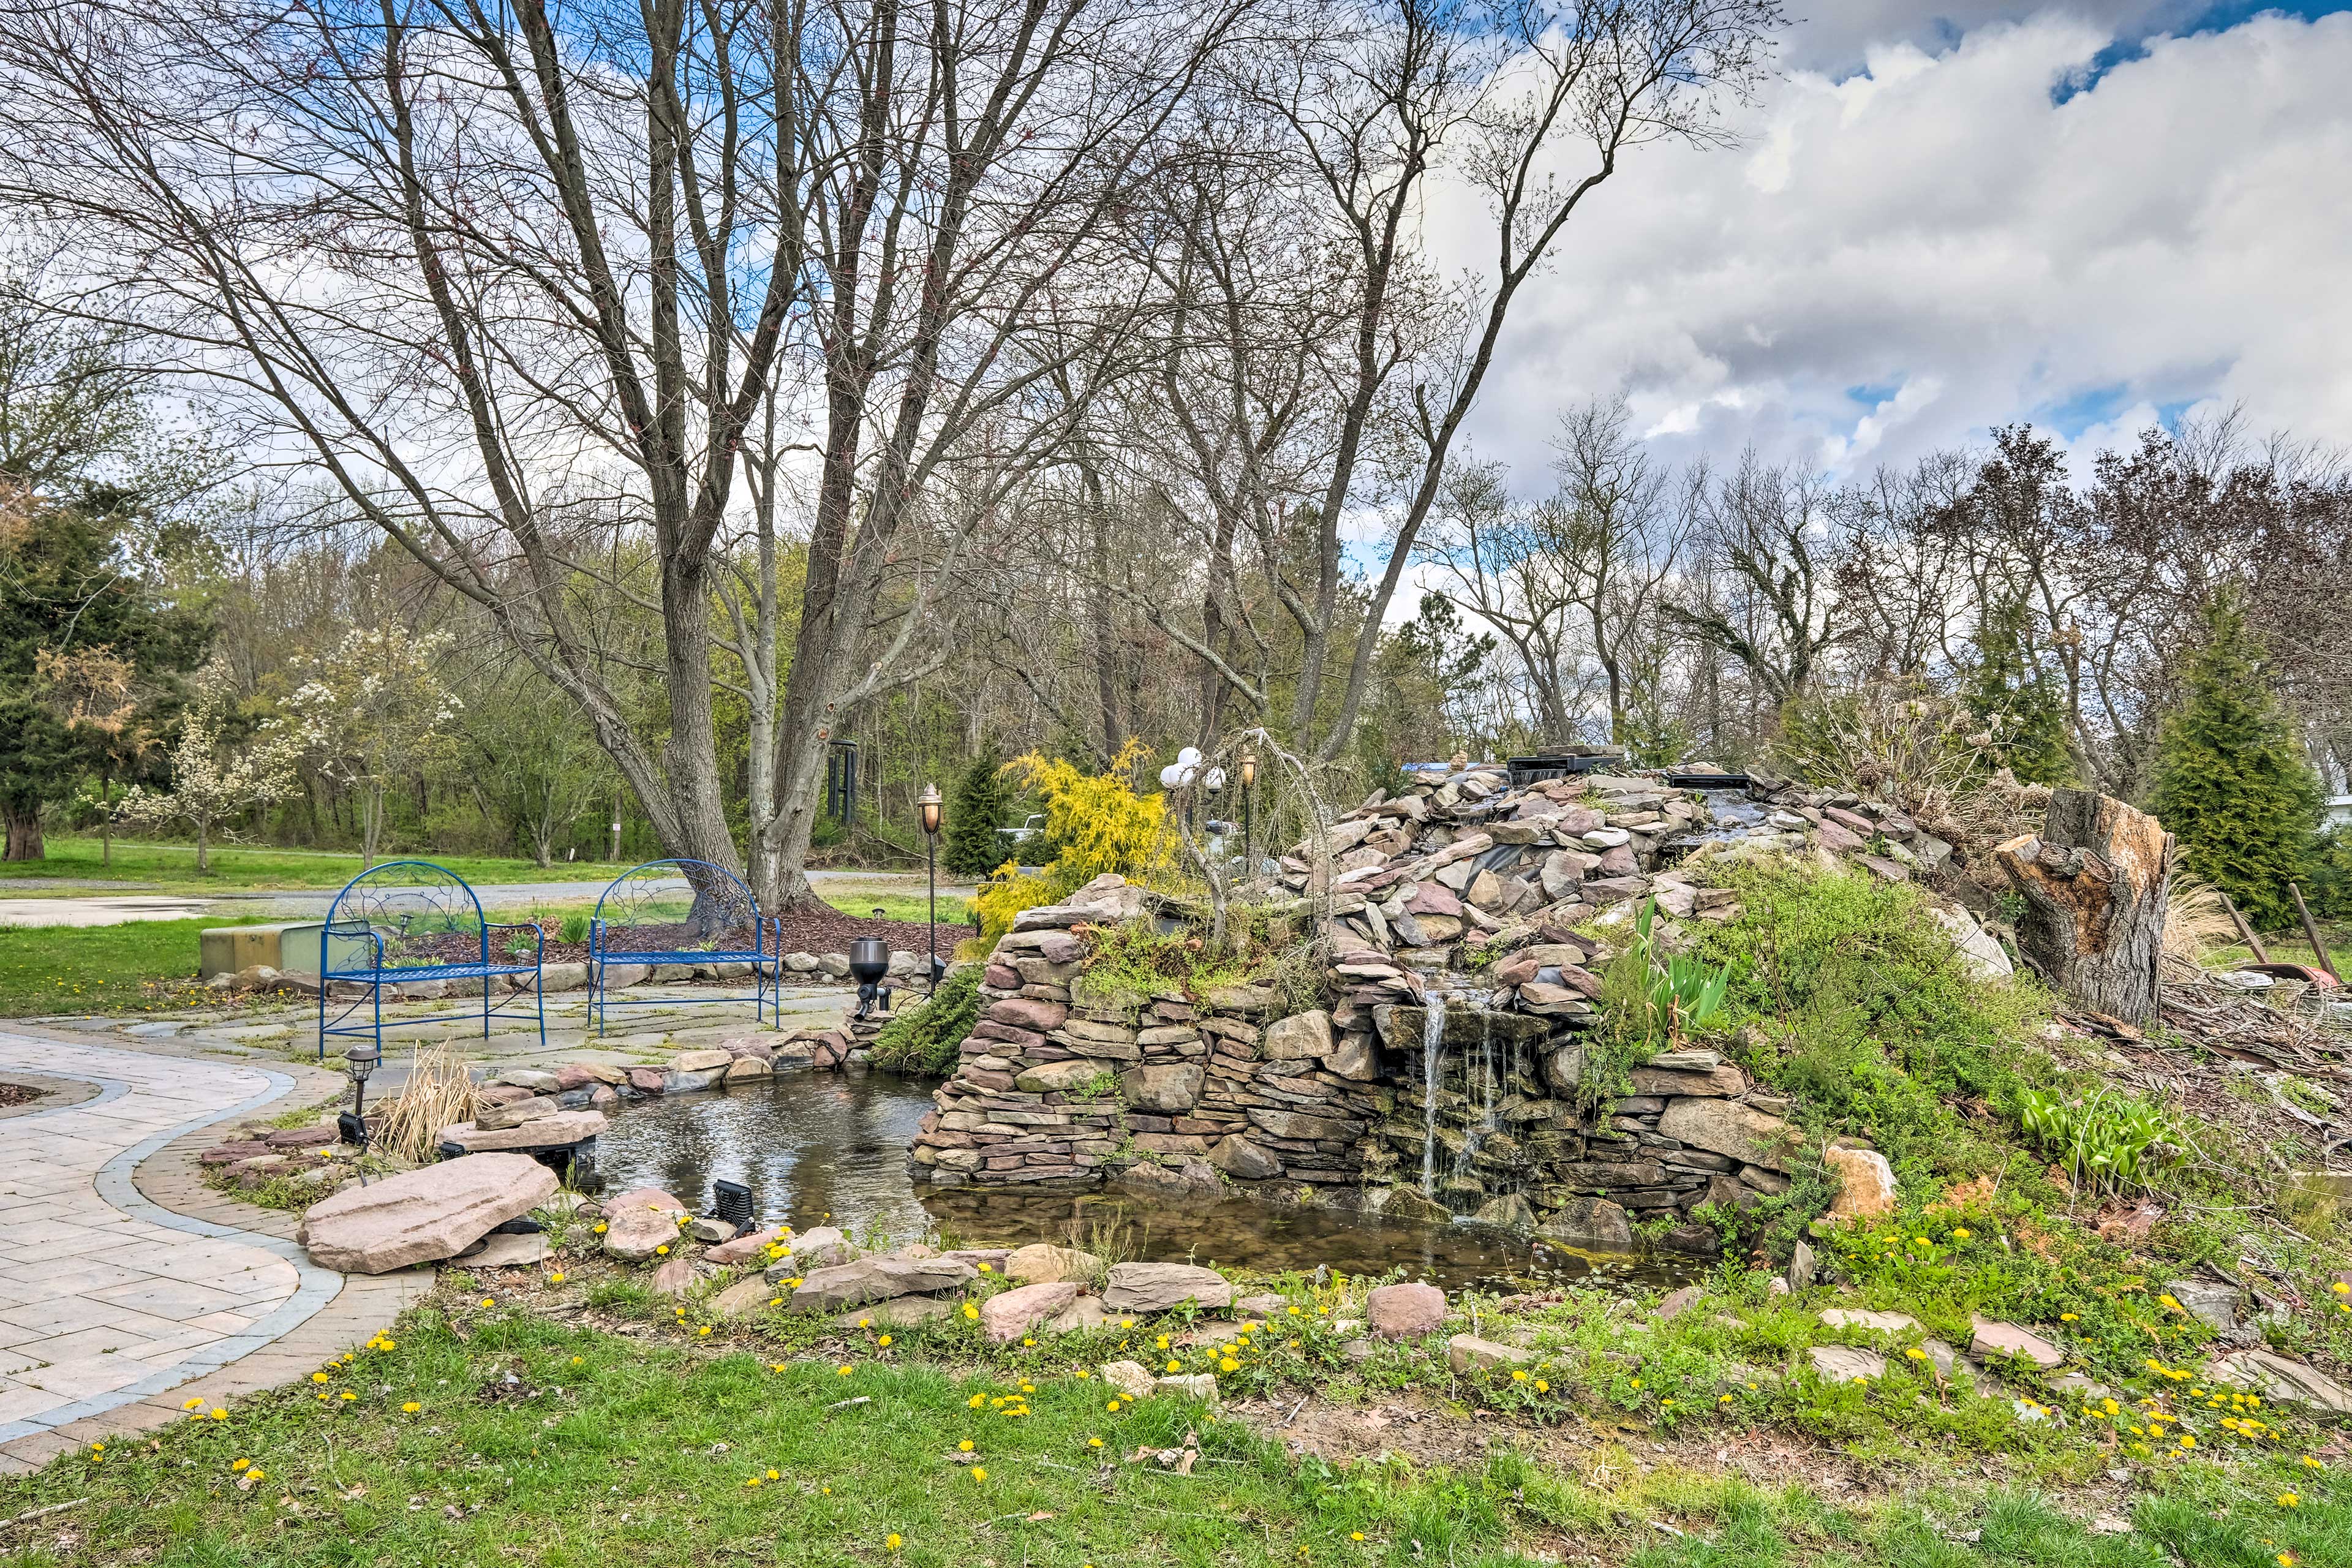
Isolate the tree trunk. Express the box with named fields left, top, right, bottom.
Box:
left=1994, top=789, right=2174, bottom=1027
left=195, top=818, right=210, bottom=875
left=2, top=800, right=42, bottom=862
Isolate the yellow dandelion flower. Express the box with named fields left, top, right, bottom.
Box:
left=971, top=1466, right=987, bottom=1482
left=878, top=1335, right=893, bottom=1348
left=311, top=1372, right=328, bottom=1384
left=887, top=1534, right=902, bottom=1551
left=2278, top=1492, right=2300, bottom=1508
left=839, top=1365, right=853, bottom=1376
left=402, top=1401, right=420, bottom=1412
left=232, top=1458, right=250, bottom=1471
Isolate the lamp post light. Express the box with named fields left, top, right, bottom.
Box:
left=917, top=781, right=943, bottom=993
left=1239, top=749, right=1257, bottom=880
left=339, top=1039, right=380, bottom=1147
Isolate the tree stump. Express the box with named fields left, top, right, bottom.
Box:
left=1993, top=790, right=2174, bottom=1027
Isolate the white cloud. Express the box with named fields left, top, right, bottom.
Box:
left=1438, top=6, right=2352, bottom=486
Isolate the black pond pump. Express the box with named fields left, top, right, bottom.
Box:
left=710, top=1179, right=754, bottom=1234
left=849, top=935, right=892, bottom=1020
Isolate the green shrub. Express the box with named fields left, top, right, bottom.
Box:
left=869, top=964, right=982, bottom=1076
left=559, top=911, right=590, bottom=944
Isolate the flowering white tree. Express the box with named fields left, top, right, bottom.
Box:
left=282, top=627, right=462, bottom=869
left=110, top=660, right=303, bottom=873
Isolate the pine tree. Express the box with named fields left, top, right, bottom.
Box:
left=2150, top=594, right=2323, bottom=930
left=941, top=753, right=1011, bottom=878
left=1961, top=594, right=2075, bottom=786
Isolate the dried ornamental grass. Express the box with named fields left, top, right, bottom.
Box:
left=369, top=1041, right=477, bottom=1162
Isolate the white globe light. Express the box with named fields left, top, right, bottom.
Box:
left=1158, top=764, right=1183, bottom=789
left=1176, top=747, right=1202, bottom=766
left=1204, top=766, right=1227, bottom=791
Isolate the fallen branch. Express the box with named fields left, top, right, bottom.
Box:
left=3, top=1499, right=86, bottom=1529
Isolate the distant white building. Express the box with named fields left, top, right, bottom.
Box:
left=2328, top=794, right=2352, bottom=830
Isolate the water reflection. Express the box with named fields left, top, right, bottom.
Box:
left=592, top=1067, right=1691, bottom=1293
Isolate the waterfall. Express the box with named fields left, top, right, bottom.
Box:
left=1420, top=991, right=1447, bottom=1198
left=1450, top=1011, right=1501, bottom=1194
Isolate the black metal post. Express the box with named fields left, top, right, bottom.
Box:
left=1242, top=779, right=1253, bottom=879
left=925, top=830, right=938, bottom=994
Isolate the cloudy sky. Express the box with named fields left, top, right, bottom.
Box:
left=1441, top=1, right=2352, bottom=487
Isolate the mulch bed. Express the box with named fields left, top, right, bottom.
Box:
left=0, top=1081, right=39, bottom=1109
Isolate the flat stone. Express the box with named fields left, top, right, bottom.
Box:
left=475, top=1095, right=567, bottom=1130
left=1367, top=1282, right=1445, bottom=1340
left=790, top=1253, right=977, bottom=1312
left=776, top=1225, right=856, bottom=1272
left=981, top=1281, right=1083, bottom=1341
left=2203, top=1349, right=2352, bottom=1416
left=1447, top=1334, right=1533, bottom=1373
left=724, top=1056, right=772, bottom=1084
left=834, top=1296, right=954, bottom=1329
left=650, top=1254, right=695, bottom=1295
left=298, top=1153, right=557, bottom=1273
left=437, top=1110, right=607, bottom=1153
left=687, top=1217, right=735, bottom=1243
left=463, top=1231, right=549, bottom=1268
left=1819, top=1308, right=1920, bottom=1334
left=707, top=1224, right=789, bottom=1266
left=265, top=1125, right=339, bottom=1150
left=627, top=1066, right=667, bottom=1093
left=1016, top=1060, right=1107, bottom=1093
left=1969, top=1315, right=2064, bottom=1370
left=1102, top=1262, right=1234, bottom=1313
left=1322, top=1032, right=1378, bottom=1081
left=601, top=1186, right=690, bottom=1261
left=496, top=1068, right=562, bottom=1091
left=2163, top=1279, right=2241, bottom=1331
left=1656, top=1098, right=1801, bottom=1174
left=1006, top=1243, right=1102, bottom=1284
left=1046, top=1295, right=1110, bottom=1334
left=1807, top=1344, right=1887, bottom=1381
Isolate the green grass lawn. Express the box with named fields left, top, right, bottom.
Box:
left=0, top=914, right=285, bottom=1017
left=2, top=1303, right=2343, bottom=1568
left=0, top=836, right=630, bottom=892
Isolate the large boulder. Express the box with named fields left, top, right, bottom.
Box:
left=601, top=1186, right=690, bottom=1261
left=790, top=1253, right=977, bottom=1313
left=1366, top=1282, right=1445, bottom=1340
left=980, top=1282, right=1083, bottom=1343
left=475, top=1095, right=567, bottom=1130
left=1102, top=1262, right=1233, bottom=1313
left=1656, top=1098, right=1802, bottom=1174
left=297, top=1153, right=556, bottom=1273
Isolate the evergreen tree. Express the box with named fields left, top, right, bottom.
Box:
left=2150, top=594, right=2323, bottom=929
left=941, top=753, right=1011, bottom=877
left=1961, top=593, right=2076, bottom=785
left=0, top=487, right=210, bottom=859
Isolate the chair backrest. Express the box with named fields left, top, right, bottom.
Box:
left=320, top=859, right=488, bottom=974
left=592, top=858, right=763, bottom=956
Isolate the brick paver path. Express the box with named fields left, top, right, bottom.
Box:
left=0, top=1030, right=340, bottom=1451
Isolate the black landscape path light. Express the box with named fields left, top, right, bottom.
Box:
left=918, top=780, right=943, bottom=993
left=850, top=933, right=891, bottom=1020
left=340, top=1039, right=380, bottom=1147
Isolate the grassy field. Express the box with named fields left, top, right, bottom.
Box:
left=0, top=837, right=628, bottom=893
left=1, top=1300, right=2342, bottom=1568
left=0, top=914, right=285, bottom=1017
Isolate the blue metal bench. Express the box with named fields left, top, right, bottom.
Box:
left=317, top=859, right=545, bottom=1060
left=589, top=858, right=778, bottom=1036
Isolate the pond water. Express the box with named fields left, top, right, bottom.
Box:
left=590, top=1067, right=1692, bottom=1293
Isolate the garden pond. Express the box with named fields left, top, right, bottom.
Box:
left=590, top=1066, right=1692, bottom=1292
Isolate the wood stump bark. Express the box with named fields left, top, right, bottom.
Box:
left=1993, top=789, right=2174, bottom=1027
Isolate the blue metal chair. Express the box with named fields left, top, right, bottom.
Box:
left=317, top=859, right=546, bottom=1060
left=588, top=858, right=775, bottom=1036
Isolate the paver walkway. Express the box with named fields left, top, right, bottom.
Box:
left=0, top=1031, right=339, bottom=1451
